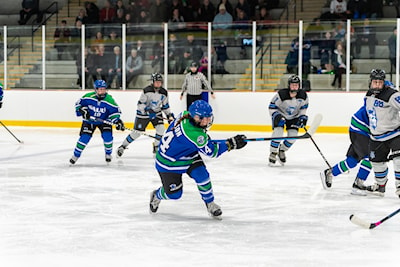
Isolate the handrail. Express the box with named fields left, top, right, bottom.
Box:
left=31, top=1, right=58, bottom=51
left=7, top=36, right=21, bottom=65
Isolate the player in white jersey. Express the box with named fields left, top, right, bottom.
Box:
left=364, top=69, right=400, bottom=197
left=268, top=75, right=309, bottom=165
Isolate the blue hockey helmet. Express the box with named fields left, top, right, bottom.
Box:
left=189, top=100, right=213, bottom=119
left=189, top=100, right=213, bottom=129
left=93, top=79, right=107, bottom=100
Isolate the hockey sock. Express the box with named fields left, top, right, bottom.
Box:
left=332, top=156, right=358, bottom=177
left=101, top=131, right=113, bottom=155
left=190, top=166, right=214, bottom=203
left=73, top=134, right=91, bottom=157
left=355, top=159, right=372, bottom=181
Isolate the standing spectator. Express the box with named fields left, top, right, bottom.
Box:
left=198, top=52, right=209, bottom=75
left=354, top=18, right=377, bottom=59
left=389, top=27, right=397, bottom=76
left=149, top=0, right=167, bottom=23
left=135, top=40, right=146, bottom=61
left=331, top=41, right=346, bottom=90
left=180, top=61, right=215, bottom=110
left=215, top=40, right=229, bottom=74
left=85, top=1, right=100, bottom=24
left=268, top=75, right=309, bottom=166
left=92, top=43, right=109, bottom=82
left=213, top=3, right=233, bottom=31
left=76, top=46, right=95, bottom=89
left=197, top=0, right=216, bottom=22
left=126, top=49, right=144, bottom=88
left=19, top=0, right=40, bottom=25
left=183, top=34, right=204, bottom=65
left=53, top=20, right=71, bottom=60
left=107, top=46, right=122, bottom=88
left=177, top=50, right=193, bottom=74
left=318, top=31, right=335, bottom=72
left=168, top=33, right=182, bottom=73
left=364, top=69, right=400, bottom=197
left=151, top=41, right=165, bottom=74
left=69, top=79, right=125, bottom=165
left=117, top=73, right=174, bottom=156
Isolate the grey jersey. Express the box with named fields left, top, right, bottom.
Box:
left=365, top=87, right=400, bottom=141
left=136, top=85, right=172, bottom=119
left=268, top=88, right=309, bottom=120
left=181, top=71, right=213, bottom=96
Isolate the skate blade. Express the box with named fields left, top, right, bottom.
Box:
left=366, top=191, right=385, bottom=197
left=350, top=188, right=367, bottom=196
left=319, top=172, right=330, bottom=189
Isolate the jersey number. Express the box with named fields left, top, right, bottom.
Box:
left=159, top=131, right=174, bottom=153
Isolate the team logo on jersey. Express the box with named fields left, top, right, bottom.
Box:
left=197, top=135, right=206, bottom=145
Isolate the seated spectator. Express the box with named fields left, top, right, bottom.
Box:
left=75, top=8, right=89, bottom=25
left=107, top=46, right=122, bottom=88
left=149, top=0, right=167, bottom=23
left=126, top=49, right=144, bottom=88
left=234, top=0, right=250, bottom=21
left=366, top=0, right=383, bottom=19
left=151, top=41, right=164, bottom=73
left=100, top=0, right=116, bottom=23
left=305, top=18, right=325, bottom=41
left=354, top=18, right=377, bottom=59
left=217, top=0, right=234, bottom=17
left=347, top=0, right=367, bottom=19
left=330, top=0, right=348, bottom=20
left=213, top=4, right=233, bottom=31
left=198, top=52, right=209, bottom=75
left=53, top=20, right=71, bottom=60
left=168, top=8, right=186, bottom=31
left=197, top=0, right=216, bottom=22
left=104, top=30, right=122, bottom=55
left=19, top=0, right=40, bottom=25
left=177, top=50, right=193, bottom=74
left=92, top=43, right=109, bottom=82
left=85, top=1, right=100, bottom=24
left=168, top=33, right=182, bottom=74
left=183, top=34, right=204, bottom=65
left=233, top=9, right=250, bottom=31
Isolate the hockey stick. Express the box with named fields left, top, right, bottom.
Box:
left=0, top=121, right=24, bottom=143
left=89, top=117, right=159, bottom=140
left=304, top=126, right=332, bottom=168
left=349, top=208, right=400, bottom=229
left=212, top=113, right=323, bottom=142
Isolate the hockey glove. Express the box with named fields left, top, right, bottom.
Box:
left=167, top=113, right=175, bottom=122
left=78, top=107, right=91, bottom=120
left=115, top=119, right=125, bottom=131
left=226, top=134, right=248, bottom=151
left=0, top=102, right=2, bottom=109
left=272, top=112, right=285, bottom=128
left=147, top=109, right=157, bottom=120
left=295, top=115, right=308, bottom=128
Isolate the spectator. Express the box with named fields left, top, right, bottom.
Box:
left=388, top=27, right=397, bottom=76
left=214, top=40, right=229, bottom=74
left=53, top=20, right=71, bottom=60
left=92, top=43, right=109, bottom=82
left=136, top=9, right=150, bottom=29
left=113, top=8, right=125, bottom=24
left=347, top=0, right=367, bottom=19
left=115, top=0, right=126, bottom=14
left=256, top=6, right=272, bottom=29
left=305, top=18, right=325, bottom=41
left=19, top=0, right=40, bottom=25
left=177, top=50, right=193, bottom=74
left=213, top=3, right=233, bottom=31
left=284, top=37, right=312, bottom=79
left=366, top=0, right=383, bottom=19
left=198, top=52, right=209, bottom=75
left=85, top=1, right=100, bottom=24
left=234, top=0, right=250, bottom=21
left=151, top=41, right=165, bottom=73
left=330, top=0, right=348, bottom=20
left=331, top=41, right=347, bottom=90
left=104, top=30, right=122, bottom=55
left=76, top=46, right=95, bottom=89
left=233, top=8, right=250, bottom=31
left=99, top=0, right=116, bottom=23
left=149, top=0, right=168, bottom=23
left=135, top=40, right=146, bottom=61
left=183, top=34, right=204, bottom=65
left=126, top=49, right=144, bottom=88
left=198, top=0, right=216, bottom=22
left=168, top=33, right=182, bottom=73
left=107, top=46, right=122, bottom=89
left=168, top=8, right=186, bottom=31
left=75, top=8, right=89, bottom=25
left=318, top=31, right=335, bottom=72
left=354, top=18, right=377, bottom=59
left=217, top=0, right=234, bottom=17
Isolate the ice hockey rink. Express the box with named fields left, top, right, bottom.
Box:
left=1, top=126, right=400, bottom=267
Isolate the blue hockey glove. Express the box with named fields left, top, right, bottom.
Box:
left=147, top=109, right=157, bottom=120
left=226, top=134, right=248, bottom=151
left=115, top=119, right=125, bottom=131
left=296, top=115, right=308, bottom=128
left=79, top=107, right=90, bottom=120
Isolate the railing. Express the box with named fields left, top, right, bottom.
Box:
left=31, top=1, right=58, bottom=51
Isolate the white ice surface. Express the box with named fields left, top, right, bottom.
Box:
left=1, top=127, right=400, bottom=267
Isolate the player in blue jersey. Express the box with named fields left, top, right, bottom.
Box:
left=149, top=100, right=247, bottom=219
left=320, top=105, right=371, bottom=195
left=0, top=82, right=3, bottom=109
left=69, top=79, right=125, bottom=165
left=117, top=73, right=175, bottom=156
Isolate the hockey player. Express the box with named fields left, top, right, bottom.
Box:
left=70, top=79, right=125, bottom=164
left=117, top=73, right=174, bottom=156
left=268, top=74, right=309, bottom=165
left=149, top=100, right=247, bottom=219
left=364, top=69, right=400, bottom=197
left=320, top=105, right=371, bottom=195
left=0, top=82, right=3, bottom=109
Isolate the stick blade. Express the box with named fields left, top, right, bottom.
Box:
left=305, top=113, right=323, bottom=136
left=349, top=214, right=373, bottom=229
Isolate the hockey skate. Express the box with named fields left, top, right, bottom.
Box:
left=69, top=155, right=79, bottom=165
left=206, top=201, right=222, bottom=219
left=105, top=154, right=112, bottom=163
left=320, top=168, right=333, bottom=189
left=268, top=152, right=278, bottom=166
left=396, top=186, right=400, bottom=198
left=277, top=148, right=286, bottom=164
left=149, top=190, right=161, bottom=213
left=350, top=178, right=367, bottom=196
left=152, top=143, right=159, bottom=154
left=116, top=145, right=126, bottom=157
left=366, top=182, right=387, bottom=197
